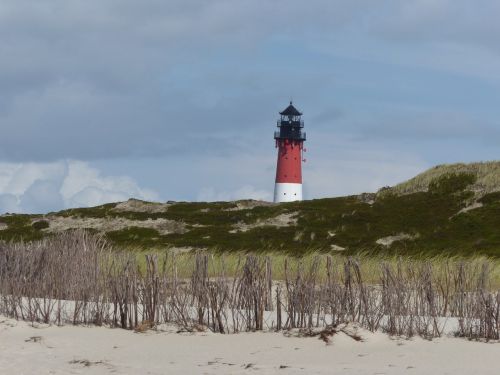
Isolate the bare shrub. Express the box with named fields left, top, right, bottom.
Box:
left=0, top=232, right=498, bottom=341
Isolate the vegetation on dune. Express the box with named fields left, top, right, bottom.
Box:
left=0, top=214, right=45, bottom=242
left=56, top=202, right=119, bottom=218
left=381, top=161, right=500, bottom=197
left=1, top=163, right=500, bottom=257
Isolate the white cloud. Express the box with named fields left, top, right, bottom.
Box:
left=0, top=160, right=159, bottom=214
left=0, top=162, right=66, bottom=196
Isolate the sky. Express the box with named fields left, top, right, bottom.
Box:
left=1, top=0, right=500, bottom=213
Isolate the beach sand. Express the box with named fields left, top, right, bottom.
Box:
left=0, top=316, right=498, bottom=375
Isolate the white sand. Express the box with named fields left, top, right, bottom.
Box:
left=0, top=316, right=498, bottom=375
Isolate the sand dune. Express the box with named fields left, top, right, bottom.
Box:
left=0, top=316, right=498, bottom=375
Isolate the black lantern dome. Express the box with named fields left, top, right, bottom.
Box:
left=279, top=102, right=303, bottom=117
left=274, top=101, right=306, bottom=141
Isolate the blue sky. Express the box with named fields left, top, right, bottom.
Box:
left=1, top=0, right=500, bottom=213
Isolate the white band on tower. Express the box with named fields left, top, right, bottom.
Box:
left=274, top=183, right=303, bottom=203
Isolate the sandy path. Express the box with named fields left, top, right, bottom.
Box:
left=0, top=316, right=498, bottom=375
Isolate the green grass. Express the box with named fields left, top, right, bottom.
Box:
left=130, top=250, right=500, bottom=290
left=106, top=227, right=163, bottom=247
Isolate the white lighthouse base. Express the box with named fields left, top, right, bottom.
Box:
left=274, top=183, right=303, bottom=203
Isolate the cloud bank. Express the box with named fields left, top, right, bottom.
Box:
left=0, top=160, right=158, bottom=214
left=1, top=1, right=499, bottom=211
left=1, top=0, right=500, bottom=162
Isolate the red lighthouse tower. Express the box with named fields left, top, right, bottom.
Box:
left=274, top=102, right=306, bottom=203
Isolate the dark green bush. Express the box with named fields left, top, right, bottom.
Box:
left=429, top=172, right=476, bottom=195
left=32, top=220, right=50, bottom=230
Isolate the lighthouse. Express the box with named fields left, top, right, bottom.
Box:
left=273, top=102, right=306, bottom=203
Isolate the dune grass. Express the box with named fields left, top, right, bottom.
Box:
left=130, top=248, right=500, bottom=290
left=383, top=161, right=500, bottom=197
